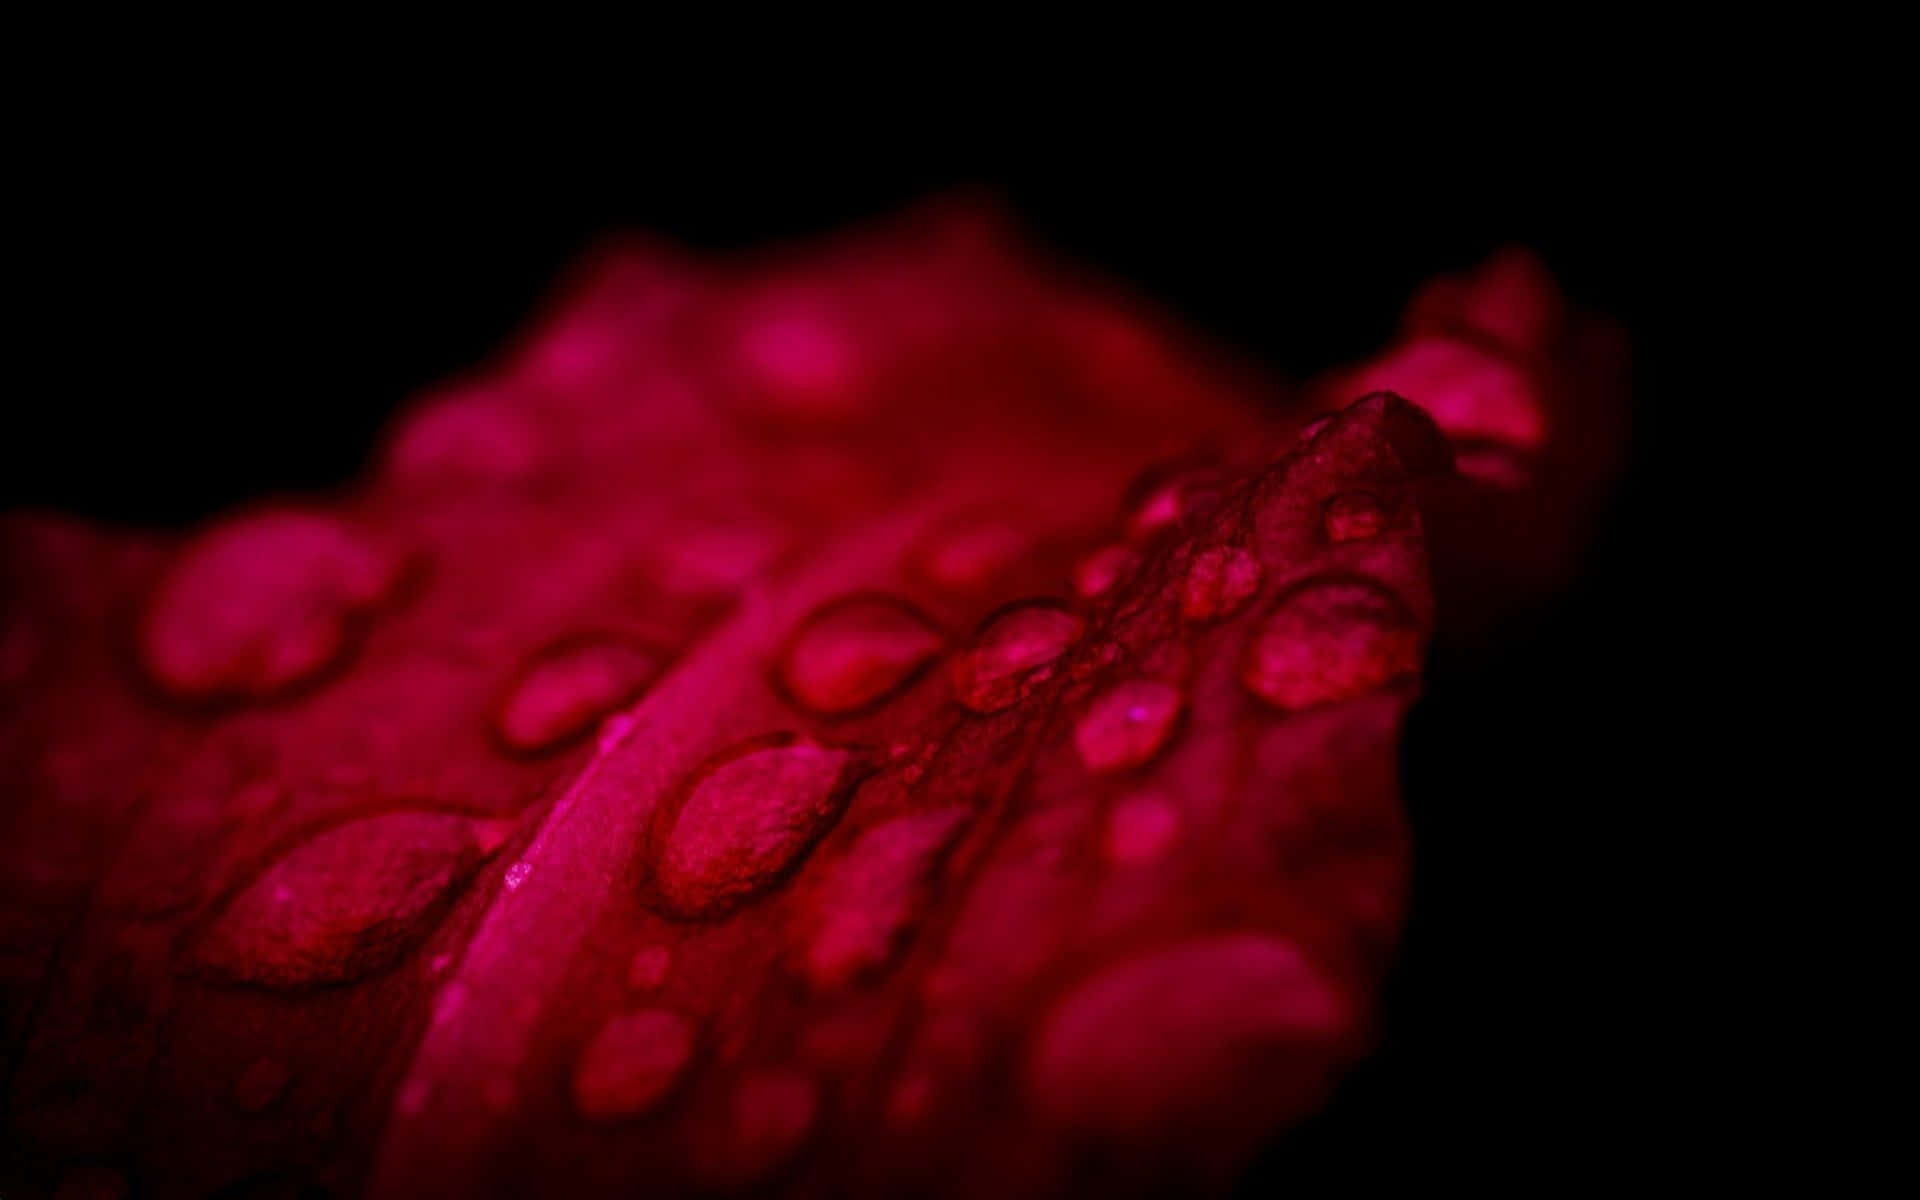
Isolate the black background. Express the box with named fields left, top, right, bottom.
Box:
left=9, top=124, right=1662, bottom=1191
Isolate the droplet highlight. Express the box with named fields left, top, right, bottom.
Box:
left=1072, top=544, right=1137, bottom=600
left=1239, top=578, right=1421, bottom=711
left=778, top=595, right=941, bottom=716
left=1073, top=680, right=1184, bottom=772
left=950, top=601, right=1083, bottom=715
left=651, top=738, right=853, bottom=919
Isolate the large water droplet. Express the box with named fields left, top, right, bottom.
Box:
left=804, top=807, right=970, bottom=992
left=495, top=635, right=668, bottom=753
left=1072, top=544, right=1137, bottom=601
left=778, top=595, right=942, bottom=716
left=572, top=1008, right=697, bottom=1122
left=1180, top=546, right=1262, bottom=621
left=950, top=601, right=1083, bottom=715
left=1239, top=578, right=1421, bottom=711
left=1321, top=492, right=1386, bottom=543
left=1073, top=680, right=1184, bottom=772
left=651, top=737, right=853, bottom=919
left=140, top=510, right=400, bottom=701
left=1026, top=933, right=1345, bottom=1136
left=192, top=811, right=497, bottom=988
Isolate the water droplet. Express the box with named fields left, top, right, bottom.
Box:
left=1240, top=578, right=1422, bottom=711
left=659, top=525, right=781, bottom=597
left=495, top=635, right=667, bottom=753
left=804, top=807, right=970, bottom=992
left=1026, top=933, right=1345, bottom=1135
left=1072, top=544, right=1137, bottom=600
left=192, top=811, right=494, bottom=988
left=1299, top=413, right=1336, bottom=444
left=705, top=1070, right=818, bottom=1188
left=779, top=595, right=941, bottom=716
left=1123, top=464, right=1226, bottom=543
left=737, top=299, right=863, bottom=421
left=651, top=737, right=853, bottom=919
left=1350, top=335, right=1545, bottom=450
left=140, top=510, right=400, bottom=701
left=504, top=861, right=532, bottom=891
left=572, top=1009, right=696, bottom=1122
left=950, top=601, right=1083, bottom=715
left=628, top=945, right=673, bottom=991
left=1104, top=794, right=1180, bottom=865
left=1179, top=546, right=1262, bottom=621
left=1073, top=680, right=1184, bottom=772
left=914, top=518, right=1029, bottom=590
left=1321, top=492, right=1386, bottom=543
left=386, top=389, right=540, bottom=486
left=232, top=1057, right=291, bottom=1112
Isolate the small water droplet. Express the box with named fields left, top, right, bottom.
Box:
left=430, top=952, right=455, bottom=975
left=1179, top=546, right=1262, bottom=621
left=504, top=861, right=532, bottom=891
left=495, top=635, right=667, bottom=754
left=950, top=601, right=1084, bottom=715
left=572, top=1009, right=697, bottom=1122
left=1073, top=680, right=1184, bottom=772
left=1299, top=413, right=1336, bottom=444
left=1240, top=578, right=1421, bottom=711
left=737, top=298, right=864, bottom=421
left=779, top=595, right=942, bottom=716
left=1073, top=544, right=1137, bottom=600
left=804, top=807, right=970, bottom=992
left=1322, top=492, right=1387, bottom=543
left=1123, top=464, right=1226, bottom=543
left=386, top=389, right=540, bottom=486
left=914, top=518, right=1030, bottom=590
left=651, top=737, right=852, bottom=919
left=140, top=510, right=400, bottom=701
left=706, top=1070, right=818, bottom=1188
left=660, top=525, right=781, bottom=596
left=232, top=1057, right=291, bottom=1112
left=628, top=945, right=673, bottom=991
left=1104, top=794, right=1180, bottom=865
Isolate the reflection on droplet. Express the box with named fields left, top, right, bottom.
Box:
left=1179, top=546, right=1262, bottom=621
left=573, top=1008, right=697, bottom=1122
left=1240, top=578, right=1421, bottom=711
left=1072, top=545, right=1137, bottom=600
left=495, top=636, right=667, bottom=754
left=1321, top=493, right=1386, bottom=543
left=1124, top=464, right=1226, bottom=543
left=1073, top=680, right=1184, bottom=772
left=651, top=737, right=852, bottom=919
left=950, top=602, right=1083, bottom=715
left=504, top=861, right=532, bottom=891
left=140, top=510, right=400, bottom=702
left=779, top=595, right=941, bottom=716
